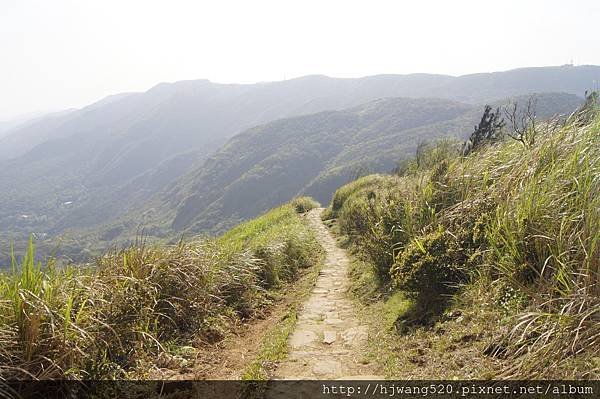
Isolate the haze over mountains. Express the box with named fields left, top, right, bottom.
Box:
left=0, top=65, right=598, bottom=264
left=162, top=93, right=582, bottom=235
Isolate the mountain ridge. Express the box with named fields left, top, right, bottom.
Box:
left=147, top=93, right=582, bottom=236
left=0, top=65, right=597, bottom=264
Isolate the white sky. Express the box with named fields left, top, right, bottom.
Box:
left=1, top=0, right=599, bottom=120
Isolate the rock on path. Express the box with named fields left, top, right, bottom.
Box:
left=272, top=208, right=383, bottom=380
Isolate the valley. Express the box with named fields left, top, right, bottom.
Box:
left=0, top=69, right=598, bottom=395
left=0, top=66, right=593, bottom=265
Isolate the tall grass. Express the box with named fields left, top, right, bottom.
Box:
left=328, top=103, right=599, bottom=377
left=483, top=113, right=599, bottom=377
left=0, top=201, right=322, bottom=380
left=290, top=196, right=320, bottom=214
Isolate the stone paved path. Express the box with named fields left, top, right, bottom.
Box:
left=272, top=208, right=383, bottom=380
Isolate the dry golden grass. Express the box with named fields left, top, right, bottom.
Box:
left=332, top=100, right=599, bottom=379
left=0, top=202, right=323, bottom=380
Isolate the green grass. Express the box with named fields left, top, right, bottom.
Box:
left=290, top=196, right=321, bottom=214
left=219, top=204, right=323, bottom=289
left=0, top=199, right=323, bottom=380
left=329, top=101, right=600, bottom=378
left=325, top=174, right=393, bottom=220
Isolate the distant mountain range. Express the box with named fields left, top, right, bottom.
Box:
left=0, top=65, right=597, bottom=264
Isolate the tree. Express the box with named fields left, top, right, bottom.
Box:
left=462, top=105, right=505, bottom=155
left=503, top=96, right=537, bottom=147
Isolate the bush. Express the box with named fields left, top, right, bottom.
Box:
left=290, top=196, right=320, bottom=213
left=330, top=140, right=467, bottom=279
left=391, top=228, right=471, bottom=307
left=221, top=204, right=323, bottom=289
left=328, top=174, right=391, bottom=219
left=462, top=105, right=505, bottom=155
left=332, top=170, right=451, bottom=282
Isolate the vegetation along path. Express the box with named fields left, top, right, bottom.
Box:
left=274, top=208, right=383, bottom=379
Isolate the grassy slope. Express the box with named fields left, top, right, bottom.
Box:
left=0, top=197, right=322, bottom=380
left=0, top=93, right=581, bottom=268
left=165, top=94, right=581, bottom=237
left=325, top=104, right=599, bottom=379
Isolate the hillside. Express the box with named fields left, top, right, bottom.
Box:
left=0, top=75, right=449, bottom=235
left=426, top=64, right=600, bottom=103
left=1, top=99, right=597, bottom=389
left=325, top=98, right=599, bottom=378
left=0, top=66, right=597, bottom=237
left=0, top=93, right=582, bottom=266
left=0, top=66, right=597, bottom=266
left=0, top=197, right=323, bottom=384
left=148, top=93, right=582, bottom=236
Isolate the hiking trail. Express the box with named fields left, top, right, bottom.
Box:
left=273, top=208, right=383, bottom=380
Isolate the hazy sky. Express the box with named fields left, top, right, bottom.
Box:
left=1, top=0, right=599, bottom=120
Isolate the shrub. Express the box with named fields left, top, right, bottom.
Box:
left=290, top=196, right=320, bottom=213
left=328, top=174, right=391, bottom=219
left=391, top=228, right=472, bottom=308
left=333, top=167, right=459, bottom=282
left=336, top=183, right=412, bottom=281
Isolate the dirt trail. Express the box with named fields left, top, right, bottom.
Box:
left=273, top=208, right=383, bottom=380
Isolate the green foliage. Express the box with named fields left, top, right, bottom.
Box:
left=462, top=105, right=505, bottom=155
left=219, top=204, right=323, bottom=289
left=333, top=139, right=469, bottom=282
left=0, top=202, right=323, bottom=379
left=391, top=228, right=471, bottom=307
left=290, top=196, right=320, bottom=213
left=328, top=104, right=600, bottom=378
left=341, top=187, right=409, bottom=281
left=328, top=174, right=392, bottom=219
left=395, top=138, right=461, bottom=177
